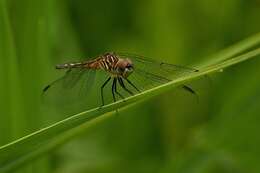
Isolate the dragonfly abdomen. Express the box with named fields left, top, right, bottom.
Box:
left=56, top=62, right=86, bottom=69
left=54, top=53, right=120, bottom=74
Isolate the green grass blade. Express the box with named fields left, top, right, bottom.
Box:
left=0, top=46, right=260, bottom=172
left=0, top=0, right=24, bottom=143
left=197, top=32, right=260, bottom=68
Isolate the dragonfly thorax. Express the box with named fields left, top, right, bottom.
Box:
left=114, top=58, right=134, bottom=78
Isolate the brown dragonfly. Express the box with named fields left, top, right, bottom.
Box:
left=43, top=52, right=198, bottom=106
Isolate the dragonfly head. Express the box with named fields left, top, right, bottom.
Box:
left=117, top=58, right=134, bottom=78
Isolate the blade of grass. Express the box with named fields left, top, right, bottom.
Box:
left=0, top=0, right=11, bottom=146
left=0, top=44, right=260, bottom=172
left=197, top=32, right=260, bottom=68
left=0, top=0, right=25, bottom=144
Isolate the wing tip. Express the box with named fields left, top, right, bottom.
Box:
left=43, top=85, right=51, bottom=92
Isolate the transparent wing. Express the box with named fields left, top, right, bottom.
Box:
left=42, top=68, right=97, bottom=109
left=42, top=53, right=200, bottom=113
left=117, top=53, right=199, bottom=92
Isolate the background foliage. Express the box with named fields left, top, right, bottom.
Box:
left=1, top=0, right=260, bottom=173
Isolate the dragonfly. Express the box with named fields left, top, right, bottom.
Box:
left=43, top=52, right=199, bottom=107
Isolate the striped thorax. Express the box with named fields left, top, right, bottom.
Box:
left=99, top=53, right=134, bottom=78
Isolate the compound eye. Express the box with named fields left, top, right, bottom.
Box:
left=126, top=64, right=133, bottom=69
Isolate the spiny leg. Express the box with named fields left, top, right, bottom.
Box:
left=101, top=77, right=111, bottom=106
left=114, top=78, right=125, bottom=100
left=112, top=78, right=116, bottom=102
left=118, top=77, right=134, bottom=96
left=125, top=78, right=140, bottom=93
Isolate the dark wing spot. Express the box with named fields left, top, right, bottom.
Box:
left=182, top=85, right=196, bottom=95
left=43, top=85, right=51, bottom=92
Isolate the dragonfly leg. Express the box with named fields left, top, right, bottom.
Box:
left=114, top=78, right=125, bottom=100
left=125, top=78, right=140, bottom=93
left=118, top=77, right=134, bottom=96
left=112, top=78, right=116, bottom=102
left=112, top=78, right=120, bottom=116
left=101, top=77, right=111, bottom=106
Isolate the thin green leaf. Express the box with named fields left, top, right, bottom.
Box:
left=1, top=44, right=260, bottom=172
left=197, top=32, right=260, bottom=68
left=0, top=0, right=24, bottom=142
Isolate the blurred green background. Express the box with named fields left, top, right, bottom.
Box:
left=1, top=0, right=260, bottom=172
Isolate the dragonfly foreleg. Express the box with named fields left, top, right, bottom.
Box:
left=125, top=78, right=140, bottom=93
left=101, top=77, right=111, bottom=106
left=118, top=77, right=134, bottom=96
